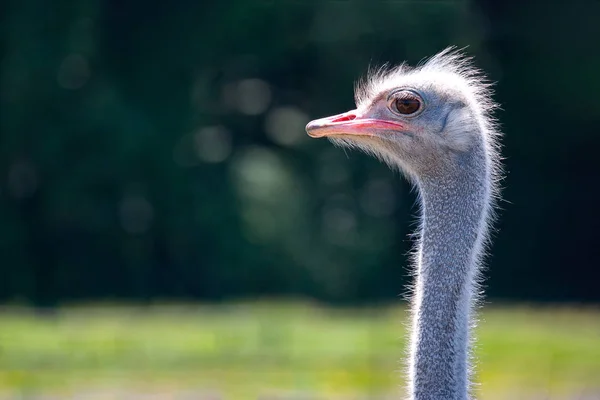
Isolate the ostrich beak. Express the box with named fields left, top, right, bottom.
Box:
left=306, top=110, right=405, bottom=138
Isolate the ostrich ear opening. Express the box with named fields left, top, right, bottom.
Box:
left=441, top=106, right=480, bottom=152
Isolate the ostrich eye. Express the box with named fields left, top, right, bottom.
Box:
left=393, top=92, right=421, bottom=115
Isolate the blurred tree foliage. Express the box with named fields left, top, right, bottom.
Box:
left=1, top=0, right=599, bottom=306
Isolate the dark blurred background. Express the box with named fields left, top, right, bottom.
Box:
left=1, top=0, right=599, bottom=307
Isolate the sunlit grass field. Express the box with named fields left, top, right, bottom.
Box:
left=0, top=302, right=598, bottom=399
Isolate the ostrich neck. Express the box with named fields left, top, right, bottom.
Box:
left=408, top=154, right=490, bottom=400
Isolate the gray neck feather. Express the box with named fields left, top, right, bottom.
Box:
left=407, top=144, right=491, bottom=400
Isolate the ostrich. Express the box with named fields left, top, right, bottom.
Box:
left=305, top=48, right=501, bottom=400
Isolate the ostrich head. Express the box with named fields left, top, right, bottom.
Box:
left=306, top=48, right=499, bottom=183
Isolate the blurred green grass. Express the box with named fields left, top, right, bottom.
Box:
left=0, top=302, right=598, bottom=399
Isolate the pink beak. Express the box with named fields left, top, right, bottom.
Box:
left=306, top=110, right=405, bottom=138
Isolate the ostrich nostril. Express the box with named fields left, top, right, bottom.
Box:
left=331, top=113, right=356, bottom=123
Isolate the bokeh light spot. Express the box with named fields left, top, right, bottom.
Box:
left=265, top=106, right=310, bottom=146
left=194, top=126, right=232, bottom=163
left=223, top=79, right=271, bottom=115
